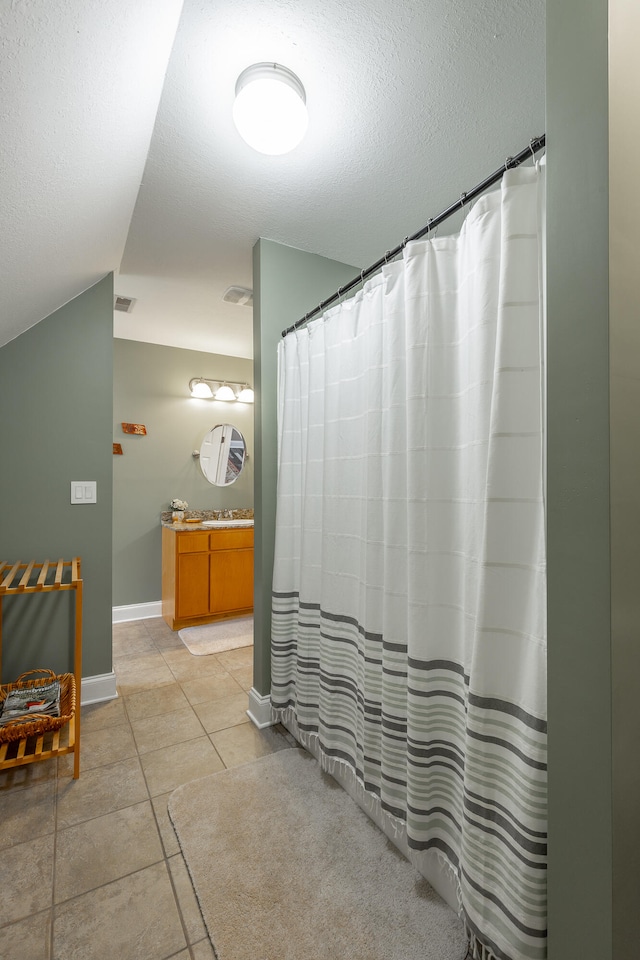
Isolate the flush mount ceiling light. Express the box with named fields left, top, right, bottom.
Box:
left=189, top=378, right=254, bottom=403
left=233, top=62, right=308, bottom=155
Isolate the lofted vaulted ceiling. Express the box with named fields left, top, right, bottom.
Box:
left=1, top=0, right=545, bottom=359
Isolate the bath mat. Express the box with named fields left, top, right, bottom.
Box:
left=178, top=617, right=253, bottom=656
left=168, top=749, right=468, bottom=960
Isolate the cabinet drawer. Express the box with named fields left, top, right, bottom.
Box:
left=177, top=532, right=210, bottom=553
left=209, top=529, right=254, bottom=551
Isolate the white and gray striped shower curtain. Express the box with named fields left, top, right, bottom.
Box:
left=271, top=163, right=547, bottom=960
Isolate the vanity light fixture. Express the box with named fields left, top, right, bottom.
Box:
left=188, top=378, right=254, bottom=403
left=233, top=62, right=308, bottom=155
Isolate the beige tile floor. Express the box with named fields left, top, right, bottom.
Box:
left=0, top=617, right=295, bottom=960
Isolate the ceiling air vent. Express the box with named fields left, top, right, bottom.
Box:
left=222, top=286, right=253, bottom=307
left=114, top=295, right=136, bottom=313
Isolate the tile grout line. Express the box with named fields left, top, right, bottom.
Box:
left=49, top=762, right=57, bottom=960
left=143, top=621, right=210, bottom=960
left=164, top=854, right=200, bottom=960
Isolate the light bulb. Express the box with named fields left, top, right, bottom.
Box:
left=190, top=379, right=213, bottom=399
left=215, top=384, right=236, bottom=402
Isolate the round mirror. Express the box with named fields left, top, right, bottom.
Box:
left=200, top=424, right=247, bottom=486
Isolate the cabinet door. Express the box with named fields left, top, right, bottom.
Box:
left=209, top=548, right=253, bottom=614
left=176, top=552, right=210, bottom=618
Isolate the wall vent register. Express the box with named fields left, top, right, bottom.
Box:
left=114, top=295, right=136, bottom=313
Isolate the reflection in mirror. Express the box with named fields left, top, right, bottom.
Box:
left=200, top=424, right=247, bottom=486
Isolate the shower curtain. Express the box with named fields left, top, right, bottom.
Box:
left=271, top=163, right=546, bottom=960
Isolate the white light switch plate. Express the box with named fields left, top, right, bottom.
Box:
left=71, top=481, right=97, bottom=504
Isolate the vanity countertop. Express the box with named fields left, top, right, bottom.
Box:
left=160, top=508, right=254, bottom=532
left=161, top=520, right=254, bottom=531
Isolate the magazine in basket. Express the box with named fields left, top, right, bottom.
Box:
left=0, top=679, right=61, bottom=726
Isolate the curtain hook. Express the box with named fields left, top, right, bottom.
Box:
left=360, top=269, right=366, bottom=287
left=459, top=192, right=467, bottom=208
left=504, top=156, right=513, bottom=172
left=384, top=250, right=391, bottom=264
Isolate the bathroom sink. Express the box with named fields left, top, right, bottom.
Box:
left=201, top=519, right=254, bottom=528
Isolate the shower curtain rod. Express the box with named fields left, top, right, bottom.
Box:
left=281, top=133, right=546, bottom=338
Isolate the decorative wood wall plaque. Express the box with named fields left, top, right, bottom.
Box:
left=121, top=423, right=147, bottom=435
left=113, top=443, right=123, bottom=455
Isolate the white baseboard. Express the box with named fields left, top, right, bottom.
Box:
left=81, top=672, right=118, bottom=705
left=112, top=601, right=162, bottom=623
left=246, top=688, right=274, bottom=729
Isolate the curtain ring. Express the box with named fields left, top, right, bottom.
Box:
left=384, top=250, right=391, bottom=264
left=504, top=156, right=513, bottom=172
left=360, top=269, right=366, bottom=287
left=460, top=192, right=467, bottom=208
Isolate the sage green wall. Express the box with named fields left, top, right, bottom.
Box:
left=252, top=239, right=358, bottom=696
left=0, top=276, right=114, bottom=681
left=547, top=1, right=613, bottom=958
left=610, top=1, right=640, bottom=954
left=113, top=339, right=253, bottom=607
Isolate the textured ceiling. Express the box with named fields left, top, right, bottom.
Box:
left=1, top=0, right=545, bottom=358
left=0, top=0, right=184, bottom=348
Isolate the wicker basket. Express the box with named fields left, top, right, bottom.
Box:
left=0, top=669, right=76, bottom=744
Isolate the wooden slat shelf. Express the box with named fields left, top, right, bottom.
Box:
left=0, top=558, right=82, bottom=778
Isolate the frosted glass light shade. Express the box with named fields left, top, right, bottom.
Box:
left=215, top=384, right=236, bottom=402
left=233, top=63, right=308, bottom=155
left=237, top=386, right=254, bottom=403
left=190, top=379, right=213, bottom=398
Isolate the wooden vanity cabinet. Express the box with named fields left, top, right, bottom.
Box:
left=162, top=526, right=254, bottom=630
